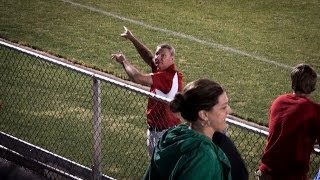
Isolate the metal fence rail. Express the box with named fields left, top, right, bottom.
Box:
left=0, top=39, right=319, bottom=179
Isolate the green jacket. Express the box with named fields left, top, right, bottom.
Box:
left=144, top=124, right=231, bottom=180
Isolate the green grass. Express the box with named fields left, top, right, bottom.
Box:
left=1, top=0, right=320, bottom=179
left=0, top=50, right=94, bottom=165
left=1, top=0, right=320, bottom=125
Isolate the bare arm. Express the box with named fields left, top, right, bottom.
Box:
left=111, top=52, right=153, bottom=87
left=121, top=26, right=154, bottom=68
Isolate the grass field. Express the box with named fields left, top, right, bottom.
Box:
left=1, top=0, right=320, bottom=179
left=1, top=0, right=320, bottom=125
left=0, top=49, right=151, bottom=178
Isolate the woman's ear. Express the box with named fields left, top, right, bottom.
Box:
left=198, top=110, right=208, bottom=121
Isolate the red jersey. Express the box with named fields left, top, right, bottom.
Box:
left=259, top=93, right=320, bottom=178
left=147, top=64, right=183, bottom=129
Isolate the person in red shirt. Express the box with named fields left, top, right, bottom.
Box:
left=111, top=27, right=183, bottom=157
left=257, top=63, right=320, bottom=180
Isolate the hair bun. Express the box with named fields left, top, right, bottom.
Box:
left=170, top=93, right=185, bottom=113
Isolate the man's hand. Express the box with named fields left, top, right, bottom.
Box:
left=121, top=26, right=134, bottom=40
left=111, top=52, right=126, bottom=64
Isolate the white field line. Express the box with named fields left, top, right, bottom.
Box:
left=62, top=0, right=319, bottom=78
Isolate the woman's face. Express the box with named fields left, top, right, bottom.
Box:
left=207, top=92, right=231, bottom=132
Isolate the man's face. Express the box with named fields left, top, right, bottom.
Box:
left=154, top=47, right=173, bottom=70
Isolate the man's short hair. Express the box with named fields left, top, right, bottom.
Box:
left=157, top=44, right=175, bottom=57
left=291, top=63, right=317, bottom=94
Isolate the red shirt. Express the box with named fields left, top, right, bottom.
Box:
left=259, top=94, right=320, bottom=178
left=147, top=64, right=183, bottom=129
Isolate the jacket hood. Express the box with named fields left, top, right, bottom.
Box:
left=152, top=124, right=214, bottom=175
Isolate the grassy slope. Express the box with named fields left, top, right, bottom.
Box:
left=1, top=1, right=320, bottom=178
left=1, top=0, right=319, bottom=125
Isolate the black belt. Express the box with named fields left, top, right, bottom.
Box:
left=148, top=127, right=167, bottom=132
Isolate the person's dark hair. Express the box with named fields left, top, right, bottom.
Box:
left=291, top=63, right=317, bottom=94
left=157, top=43, right=175, bottom=57
left=170, top=79, right=224, bottom=122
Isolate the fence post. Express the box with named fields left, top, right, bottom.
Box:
left=92, top=78, right=102, bottom=180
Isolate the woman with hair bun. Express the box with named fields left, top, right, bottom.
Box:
left=144, top=79, right=232, bottom=180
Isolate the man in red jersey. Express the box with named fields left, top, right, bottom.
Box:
left=257, top=64, right=320, bottom=180
left=112, top=27, right=183, bottom=157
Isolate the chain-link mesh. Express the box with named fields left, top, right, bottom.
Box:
left=0, top=42, right=319, bottom=180
left=0, top=44, right=94, bottom=179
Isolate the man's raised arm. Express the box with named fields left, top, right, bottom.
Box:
left=111, top=52, right=153, bottom=87
left=121, top=26, right=154, bottom=68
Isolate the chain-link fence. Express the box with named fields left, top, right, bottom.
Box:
left=0, top=39, right=319, bottom=180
